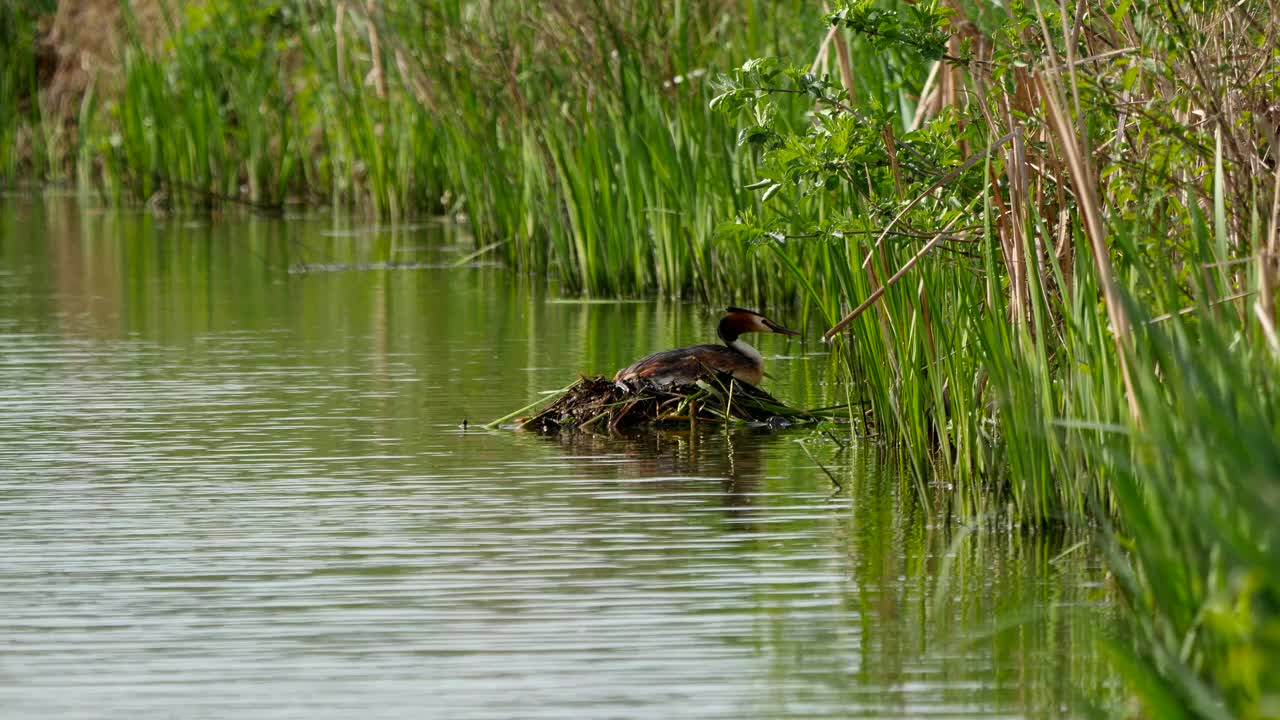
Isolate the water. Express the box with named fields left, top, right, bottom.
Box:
left=0, top=195, right=1114, bottom=718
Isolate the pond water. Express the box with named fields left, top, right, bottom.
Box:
left=0, top=195, right=1114, bottom=718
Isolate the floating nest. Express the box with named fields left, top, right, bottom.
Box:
left=505, top=373, right=834, bottom=433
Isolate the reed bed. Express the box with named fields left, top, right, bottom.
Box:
left=0, top=3, right=48, bottom=181
left=712, top=2, right=1280, bottom=713
left=13, top=0, right=815, bottom=299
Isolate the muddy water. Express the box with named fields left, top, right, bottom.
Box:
left=0, top=195, right=1114, bottom=718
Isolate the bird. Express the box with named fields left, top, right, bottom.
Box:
left=614, top=307, right=800, bottom=388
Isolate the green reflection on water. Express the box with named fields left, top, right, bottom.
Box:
left=0, top=195, right=1116, bottom=718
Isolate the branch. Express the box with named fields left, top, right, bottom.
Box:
left=821, top=217, right=962, bottom=342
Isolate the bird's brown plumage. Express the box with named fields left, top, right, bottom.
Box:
left=613, top=308, right=799, bottom=388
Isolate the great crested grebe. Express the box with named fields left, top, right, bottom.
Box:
left=614, top=307, right=800, bottom=388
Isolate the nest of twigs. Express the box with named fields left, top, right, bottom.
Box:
left=514, top=373, right=824, bottom=433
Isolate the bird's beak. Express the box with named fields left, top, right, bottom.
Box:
left=764, top=318, right=801, bottom=336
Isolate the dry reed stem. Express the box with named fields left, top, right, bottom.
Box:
left=823, top=216, right=962, bottom=338
left=1254, top=304, right=1280, bottom=355
left=335, top=1, right=347, bottom=88
left=1003, top=216, right=1027, bottom=322
left=831, top=26, right=858, bottom=105
left=823, top=130, right=1016, bottom=341
left=911, top=60, right=943, bottom=131
left=341, top=2, right=437, bottom=112
left=1054, top=207, right=1074, bottom=298
left=1149, top=290, right=1258, bottom=325
left=987, top=166, right=1018, bottom=316
left=1259, top=163, right=1280, bottom=348
left=865, top=248, right=904, bottom=380
left=884, top=124, right=904, bottom=199
left=365, top=1, right=387, bottom=99
left=393, top=47, right=437, bottom=112
left=824, top=124, right=1013, bottom=345
left=1033, top=68, right=1140, bottom=423
left=917, top=276, right=937, bottom=361
left=1005, top=121, right=1031, bottom=326
left=858, top=130, right=1016, bottom=274
left=809, top=25, right=837, bottom=75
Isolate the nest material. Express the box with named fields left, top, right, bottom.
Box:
left=520, top=373, right=816, bottom=433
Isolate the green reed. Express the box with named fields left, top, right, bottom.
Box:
left=711, top=2, right=1280, bottom=713
left=0, top=3, right=46, bottom=180
left=17, top=0, right=824, bottom=302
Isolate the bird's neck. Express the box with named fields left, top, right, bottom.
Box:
left=728, top=338, right=763, bottom=368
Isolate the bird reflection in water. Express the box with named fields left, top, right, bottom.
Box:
left=531, top=426, right=794, bottom=529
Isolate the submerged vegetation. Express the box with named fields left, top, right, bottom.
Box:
left=4, top=0, right=1280, bottom=715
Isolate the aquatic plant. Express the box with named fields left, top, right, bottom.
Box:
left=0, top=3, right=47, bottom=180
left=9, top=1, right=832, bottom=300
left=1097, top=309, right=1280, bottom=718
left=713, top=0, right=1280, bottom=714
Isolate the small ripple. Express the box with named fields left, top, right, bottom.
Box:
left=0, top=325, right=1107, bottom=720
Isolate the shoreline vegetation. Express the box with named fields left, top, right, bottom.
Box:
left=4, top=0, right=1278, bottom=715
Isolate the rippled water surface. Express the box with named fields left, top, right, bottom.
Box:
left=1, top=195, right=1114, bottom=718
